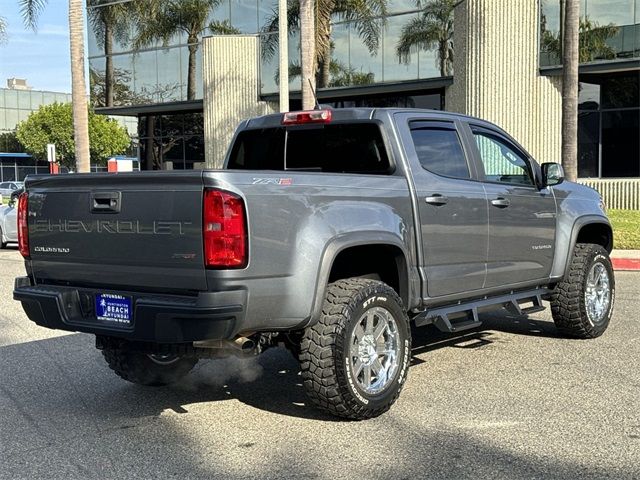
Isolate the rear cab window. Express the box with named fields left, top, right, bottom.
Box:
left=227, top=123, right=392, bottom=175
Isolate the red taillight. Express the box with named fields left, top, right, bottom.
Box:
left=282, top=109, right=332, bottom=125
left=203, top=189, right=247, bottom=268
left=17, top=192, right=29, bottom=258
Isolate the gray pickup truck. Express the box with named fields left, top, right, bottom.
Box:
left=14, top=108, right=615, bottom=420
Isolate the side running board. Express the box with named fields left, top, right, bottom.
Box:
left=413, top=288, right=550, bottom=333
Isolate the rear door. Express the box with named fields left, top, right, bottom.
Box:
left=467, top=124, right=557, bottom=287
left=395, top=113, right=488, bottom=299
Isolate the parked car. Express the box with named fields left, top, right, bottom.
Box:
left=0, top=181, right=24, bottom=201
left=0, top=189, right=20, bottom=247
left=13, top=108, right=615, bottom=420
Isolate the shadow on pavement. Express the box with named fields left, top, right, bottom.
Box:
left=0, top=310, right=564, bottom=425
left=0, top=322, right=636, bottom=479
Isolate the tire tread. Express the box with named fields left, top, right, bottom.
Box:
left=299, top=278, right=410, bottom=420
left=550, top=243, right=613, bottom=339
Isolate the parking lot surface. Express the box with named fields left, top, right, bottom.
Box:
left=1, top=248, right=639, bottom=479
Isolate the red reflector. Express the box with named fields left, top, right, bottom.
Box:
left=282, top=109, right=332, bottom=125
left=203, top=189, right=247, bottom=268
left=17, top=192, right=29, bottom=258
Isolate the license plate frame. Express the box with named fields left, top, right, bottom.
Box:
left=95, top=293, right=133, bottom=326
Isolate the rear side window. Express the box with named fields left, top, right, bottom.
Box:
left=228, top=123, right=391, bottom=174
left=409, top=122, right=470, bottom=179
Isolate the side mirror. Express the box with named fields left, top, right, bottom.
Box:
left=541, top=162, right=564, bottom=187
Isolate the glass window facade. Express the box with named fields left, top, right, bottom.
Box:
left=0, top=157, right=50, bottom=182
left=578, top=72, right=640, bottom=178
left=87, top=0, right=286, bottom=107
left=540, top=0, right=640, bottom=67
left=260, top=6, right=451, bottom=95
left=0, top=88, right=72, bottom=134
left=138, top=113, right=205, bottom=170
left=87, top=1, right=453, bottom=169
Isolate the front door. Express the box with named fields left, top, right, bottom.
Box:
left=468, top=124, right=557, bottom=287
left=396, top=114, right=488, bottom=299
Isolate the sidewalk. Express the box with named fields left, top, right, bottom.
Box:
left=611, top=249, right=640, bottom=271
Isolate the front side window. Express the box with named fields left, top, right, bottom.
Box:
left=409, top=123, right=470, bottom=179
left=473, top=130, right=534, bottom=186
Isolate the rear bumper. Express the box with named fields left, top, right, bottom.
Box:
left=13, top=276, right=246, bottom=343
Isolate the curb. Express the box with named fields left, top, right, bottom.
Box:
left=612, top=258, right=640, bottom=271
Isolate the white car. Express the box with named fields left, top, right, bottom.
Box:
left=0, top=194, right=18, bottom=248
left=0, top=181, right=24, bottom=200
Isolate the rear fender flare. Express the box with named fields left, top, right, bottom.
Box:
left=305, top=232, right=414, bottom=328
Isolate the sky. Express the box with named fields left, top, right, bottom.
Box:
left=0, top=0, right=72, bottom=93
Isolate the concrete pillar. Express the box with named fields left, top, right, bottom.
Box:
left=446, top=0, right=563, bottom=164
left=202, top=35, right=277, bottom=168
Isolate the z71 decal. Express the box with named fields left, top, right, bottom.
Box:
left=252, top=178, right=293, bottom=185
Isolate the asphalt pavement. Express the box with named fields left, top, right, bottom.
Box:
left=1, top=247, right=639, bottom=480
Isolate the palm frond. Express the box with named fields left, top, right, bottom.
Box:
left=0, top=16, right=8, bottom=45
left=209, top=20, right=241, bottom=35
left=88, top=0, right=133, bottom=49
left=19, top=0, right=48, bottom=32
left=274, top=60, right=302, bottom=84
left=260, top=2, right=301, bottom=61
left=334, top=0, right=387, bottom=53
left=396, top=16, right=438, bottom=64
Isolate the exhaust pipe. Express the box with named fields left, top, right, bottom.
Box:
left=193, top=335, right=257, bottom=358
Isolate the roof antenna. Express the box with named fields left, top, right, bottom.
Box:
left=308, top=78, right=320, bottom=110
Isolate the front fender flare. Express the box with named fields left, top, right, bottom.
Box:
left=550, top=214, right=613, bottom=281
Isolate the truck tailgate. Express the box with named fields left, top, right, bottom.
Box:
left=26, top=172, right=206, bottom=292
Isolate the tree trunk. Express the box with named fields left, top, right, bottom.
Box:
left=69, top=0, right=90, bottom=173
left=300, top=0, right=316, bottom=110
left=320, top=55, right=331, bottom=88
left=105, top=21, right=114, bottom=107
left=318, top=20, right=331, bottom=88
left=439, top=39, right=447, bottom=77
left=561, top=0, right=579, bottom=182
left=145, top=115, right=155, bottom=170
left=187, top=36, right=199, bottom=101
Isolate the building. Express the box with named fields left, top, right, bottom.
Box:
left=0, top=81, right=72, bottom=181
left=87, top=0, right=639, bottom=186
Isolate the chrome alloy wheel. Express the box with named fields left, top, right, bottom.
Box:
left=147, top=353, right=180, bottom=365
left=349, top=306, right=400, bottom=395
left=585, top=262, right=611, bottom=324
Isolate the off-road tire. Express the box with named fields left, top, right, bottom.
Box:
left=102, top=342, right=198, bottom=386
left=299, top=278, right=411, bottom=420
left=550, top=243, right=615, bottom=339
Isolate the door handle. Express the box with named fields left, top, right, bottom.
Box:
left=91, top=191, right=122, bottom=213
left=491, top=197, right=510, bottom=208
left=425, top=194, right=448, bottom=206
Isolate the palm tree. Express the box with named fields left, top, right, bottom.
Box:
left=87, top=0, right=132, bottom=107
left=262, top=0, right=388, bottom=90
left=396, top=0, right=455, bottom=77
left=276, top=58, right=374, bottom=88
left=541, top=15, right=619, bottom=63
left=134, top=0, right=226, bottom=101
left=20, top=0, right=90, bottom=172
left=300, top=0, right=316, bottom=109
left=561, top=0, right=580, bottom=182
